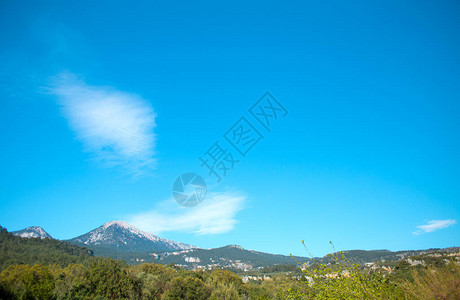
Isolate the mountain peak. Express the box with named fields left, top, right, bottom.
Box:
left=103, top=220, right=133, bottom=230
left=12, top=226, right=52, bottom=239
left=227, top=244, right=244, bottom=250
left=70, top=221, right=196, bottom=253
left=101, top=221, right=163, bottom=244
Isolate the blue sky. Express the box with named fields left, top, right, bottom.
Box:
left=0, top=0, right=459, bottom=256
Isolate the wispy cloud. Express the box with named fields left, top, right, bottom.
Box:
left=129, top=192, right=246, bottom=235
left=413, top=219, right=457, bottom=235
left=49, top=72, right=156, bottom=176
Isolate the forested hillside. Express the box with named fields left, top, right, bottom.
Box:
left=0, top=226, right=93, bottom=271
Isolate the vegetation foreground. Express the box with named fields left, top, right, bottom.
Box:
left=1, top=227, right=459, bottom=299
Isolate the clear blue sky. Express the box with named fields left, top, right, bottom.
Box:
left=0, top=0, right=458, bottom=256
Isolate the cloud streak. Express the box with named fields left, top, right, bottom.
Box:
left=50, top=73, right=156, bottom=176
left=413, top=219, right=456, bottom=235
left=129, top=192, right=246, bottom=235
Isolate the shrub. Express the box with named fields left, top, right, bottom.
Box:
left=398, top=260, right=460, bottom=299
left=0, top=264, right=55, bottom=299
left=292, top=241, right=403, bottom=299
left=164, top=276, right=211, bottom=300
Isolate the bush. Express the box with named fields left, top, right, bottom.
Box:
left=85, top=258, right=141, bottom=299
left=399, top=261, right=460, bottom=299
left=164, top=276, right=211, bottom=300
left=0, top=264, right=55, bottom=299
left=292, top=241, right=404, bottom=299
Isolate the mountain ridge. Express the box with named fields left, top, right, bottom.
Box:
left=68, top=220, right=196, bottom=253
left=12, top=226, right=52, bottom=239
left=9, top=221, right=459, bottom=270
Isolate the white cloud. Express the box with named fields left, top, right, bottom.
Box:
left=50, top=72, right=156, bottom=176
left=128, top=192, right=246, bottom=235
left=413, top=219, right=457, bottom=235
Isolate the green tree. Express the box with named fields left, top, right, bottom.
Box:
left=52, top=263, right=88, bottom=299
left=0, top=264, right=55, bottom=300
left=164, top=276, right=211, bottom=300
left=86, top=258, right=141, bottom=299
left=209, top=282, right=239, bottom=300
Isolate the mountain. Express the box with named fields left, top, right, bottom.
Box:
left=69, top=221, right=196, bottom=253
left=9, top=221, right=459, bottom=272
left=335, top=247, right=460, bottom=264
left=141, top=246, right=460, bottom=271
left=0, top=226, right=92, bottom=271
left=143, top=245, right=312, bottom=270
left=79, top=244, right=311, bottom=270
left=12, top=226, right=52, bottom=239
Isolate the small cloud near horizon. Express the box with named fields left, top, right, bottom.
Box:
left=413, top=219, right=457, bottom=235
left=128, top=192, right=246, bottom=235
left=49, top=72, right=157, bottom=177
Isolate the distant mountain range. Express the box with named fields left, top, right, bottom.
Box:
left=9, top=221, right=459, bottom=270
left=142, top=245, right=312, bottom=270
